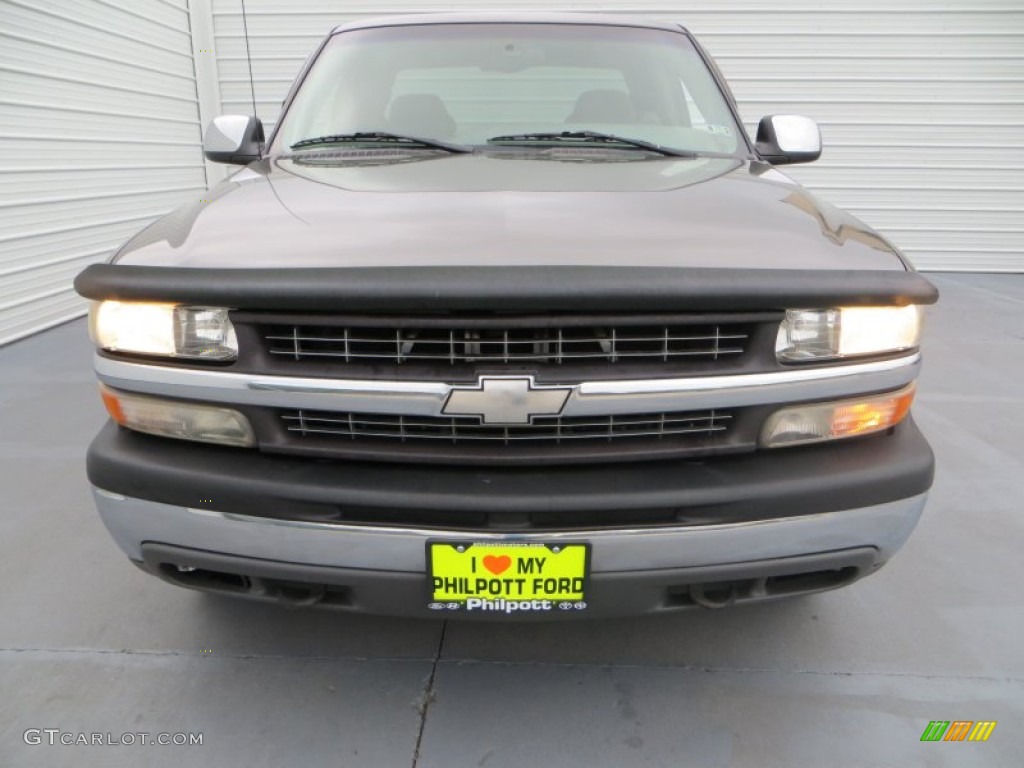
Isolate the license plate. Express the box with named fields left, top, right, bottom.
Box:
left=427, top=541, right=590, bottom=615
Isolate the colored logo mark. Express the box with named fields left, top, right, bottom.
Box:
left=920, top=721, right=996, bottom=742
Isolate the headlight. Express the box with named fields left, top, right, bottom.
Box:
left=100, top=385, right=255, bottom=447
left=89, top=301, right=237, bottom=360
left=776, top=305, right=921, bottom=362
left=760, top=384, right=916, bottom=448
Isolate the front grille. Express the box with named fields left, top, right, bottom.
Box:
left=229, top=310, right=777, bottom=464
left=261, top=318, right=750, bottom=367
left=282, top=409, right=732, bottom=445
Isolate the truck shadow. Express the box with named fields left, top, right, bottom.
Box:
left=192, top=590, right=834, bottom=669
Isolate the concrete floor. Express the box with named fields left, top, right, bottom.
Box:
left=1, top=273, right=1021, bottom=767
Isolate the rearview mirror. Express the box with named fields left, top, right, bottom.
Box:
left=203, top=115, right=264, bottom=165
left=755, top=115, right=821, bottom=165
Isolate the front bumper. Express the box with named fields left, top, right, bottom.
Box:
left=95, top=488, right=925, bottom=618
left=87, top=418, right=933, bottom=618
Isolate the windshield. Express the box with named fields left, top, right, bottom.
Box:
left=273, top=23, right=744, bottom=156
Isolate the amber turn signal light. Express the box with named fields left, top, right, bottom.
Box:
left=99, top=384, right=255, bottom=448
left=760, top=383, right=917, bottom=448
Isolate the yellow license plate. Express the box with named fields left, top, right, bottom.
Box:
left=427, top=542, right=590, bottom=615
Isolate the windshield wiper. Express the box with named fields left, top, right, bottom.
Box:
left=289, top=131, right=472, bottom=154
left=486, top=131, right=698, bottom=158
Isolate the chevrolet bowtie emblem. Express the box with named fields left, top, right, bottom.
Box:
left=442, top=376, right=573, bottom=425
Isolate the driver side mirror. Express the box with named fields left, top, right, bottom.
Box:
left=755, top=115, right=821, bottom=165
left=203, top=115, right=264, bottom=165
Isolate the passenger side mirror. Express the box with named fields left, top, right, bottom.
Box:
left=203, top=115, right=264, bottom=165
left=755, top=115, right=821, bottom=165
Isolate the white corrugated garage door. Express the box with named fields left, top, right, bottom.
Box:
left=208, top=0, right=1024, bottom=272
left=0, top=0, right=208, bottom=345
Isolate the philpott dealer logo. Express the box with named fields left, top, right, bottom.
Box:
left=920, top=721, right=997, bottom=742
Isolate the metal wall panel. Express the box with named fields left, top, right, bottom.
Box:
left=208, top=0, right=1024, bottom=272
left=0, top=0, right=207, bottom=345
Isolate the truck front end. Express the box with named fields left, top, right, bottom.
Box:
left=74, top=14, right=937, bottom=618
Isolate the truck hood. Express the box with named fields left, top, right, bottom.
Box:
left=113, top=152, right=906, bottom=271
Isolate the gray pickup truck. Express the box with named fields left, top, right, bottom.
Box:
left=75, top=13, right=936, bottom=618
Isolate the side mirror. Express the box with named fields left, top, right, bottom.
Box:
left=203, top=115, right=264, bottom=165
left=755, top=115, right=821, bottom=165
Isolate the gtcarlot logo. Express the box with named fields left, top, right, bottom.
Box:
left=23, top=729, right=203, bottom=747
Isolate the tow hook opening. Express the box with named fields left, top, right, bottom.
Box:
left=689, top=581, right=739, bottom=609
left=157, top=561, right=351, bottom=608
left=159, top=563, right=250, bottom=593
left=264, top=580, right=326, bottom=608
left=669, top=566, right=860, bottom=609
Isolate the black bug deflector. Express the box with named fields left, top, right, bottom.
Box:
left=75, top=265, right=939, bottom=312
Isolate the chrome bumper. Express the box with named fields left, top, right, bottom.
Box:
left=93, top=487, right=927, bottom=574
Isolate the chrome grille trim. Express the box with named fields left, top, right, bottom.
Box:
left=282, top=409, right=732, bottom=445
left=94, top=354, right=923, bottom=417
left=263, top=323, right=749, bottom=365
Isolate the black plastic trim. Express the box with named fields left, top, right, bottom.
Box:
left=87, top=417, right=933, bottom=529
left=139, top=543, right=880, bottom=618
left=75, top=265, right=939, bottom=312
